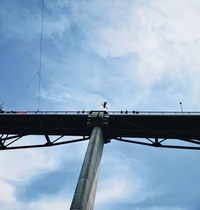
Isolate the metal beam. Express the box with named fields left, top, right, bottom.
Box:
left=70, top=126, right=104, bottom=210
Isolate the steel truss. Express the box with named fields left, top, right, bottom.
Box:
left=115, top=137, right=200, bottom=150
left=0, top=134, right=89, bottom=150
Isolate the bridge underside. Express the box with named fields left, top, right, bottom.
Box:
left=0, top=111, right=200, bottom=150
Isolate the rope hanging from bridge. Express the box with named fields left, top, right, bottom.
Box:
left=38, top=0, right=44, bottom=111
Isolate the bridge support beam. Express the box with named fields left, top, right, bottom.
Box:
left=70, top=126, right=104, bottom=210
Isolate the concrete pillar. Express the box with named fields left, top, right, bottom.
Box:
left=70, top=126, right=104, bottom=210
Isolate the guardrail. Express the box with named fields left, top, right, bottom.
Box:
left=1, top=110, right=200, bottom=115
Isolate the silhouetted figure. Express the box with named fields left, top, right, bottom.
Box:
left=0, top=102, right=5, bottom=113
left=101, top=102, right=108, bottom=109
left=180, top=102, right=183, bottom=113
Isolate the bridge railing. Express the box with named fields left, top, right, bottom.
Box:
left=1, top=110, right=200, bottom=115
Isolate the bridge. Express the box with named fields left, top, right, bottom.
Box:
left=1, top=110, right=200, bottom=150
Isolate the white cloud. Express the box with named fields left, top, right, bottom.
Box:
left=0, top=146, right=57, bottom=181
left=44, top=14, right=70, bottom=39
left=28, top=198, right=71, bottom=210
left=0, top=139, right=88, bottom=209
left=0, top=135, right=88, bottom=184
left=69, top=0, right=200, bottom=92
left=96, top=153, right=149, bottom=208
left=0, top=179, right=15, bottom=203
left=135, top=208, right=185, bottom=210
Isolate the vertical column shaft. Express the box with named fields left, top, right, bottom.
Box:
left=70, top=126, right=104, bottom=210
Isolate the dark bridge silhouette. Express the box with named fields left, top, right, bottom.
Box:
left=1, top=110, right=200, bottom=150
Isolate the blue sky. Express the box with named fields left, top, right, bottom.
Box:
left=1, top=0, right=200, bottom=209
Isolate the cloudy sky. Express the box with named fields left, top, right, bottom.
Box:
left=1, top=0, right=200, bottom=209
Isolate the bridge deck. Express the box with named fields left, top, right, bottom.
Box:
left=0, top=111, right=200, bottom=140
